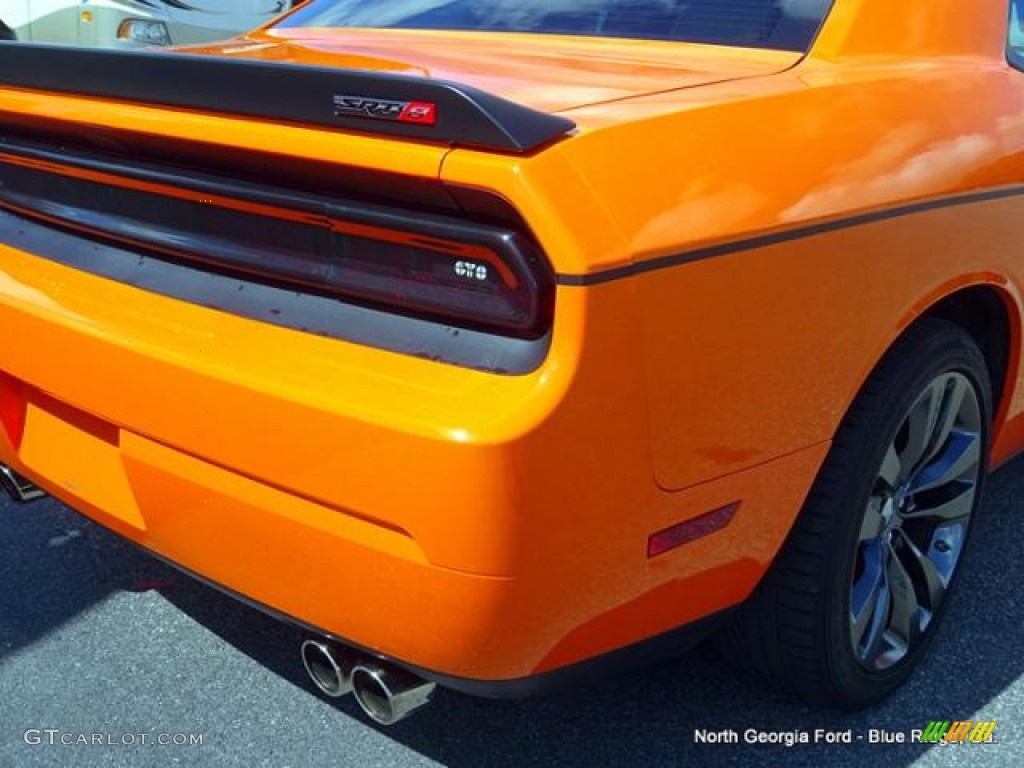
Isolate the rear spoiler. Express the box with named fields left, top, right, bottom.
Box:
left=0, top=42, right=576, bottom=154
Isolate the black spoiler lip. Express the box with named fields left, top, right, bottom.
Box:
left=0, top=42, right=576, bottom=154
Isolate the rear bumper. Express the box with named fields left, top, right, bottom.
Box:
left=0, top=214, right=830, bottom=685
left=125, top=526, right=734, bottom=698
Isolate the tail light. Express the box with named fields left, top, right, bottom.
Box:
left=322, top=213, right=553, bottom=336
left=0, top=148, right=554, bottom=338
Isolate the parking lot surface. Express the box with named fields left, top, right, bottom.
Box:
left=2, top=458, right=1022, bottom=767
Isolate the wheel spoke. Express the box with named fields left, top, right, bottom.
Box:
left=894, top=529, right=946, bottom=611
left=850, top=543, right=888, bottom=653
left=898, top=379, right=946, bottom=478
left=884, top=541, right=921, bottom=648
left=909, top=429, right=981, bottom=495
left=859, top=497, right=885, bottom=543
left=922, top=376, right=969, bottom=467
left=902, top=484, right=974, bottom=522
left=859, top=583, right=892, bottom=662
left=879, top=444, right=902, bottom=491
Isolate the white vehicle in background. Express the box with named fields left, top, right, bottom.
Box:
left=0, top=1, right=294, bottom=48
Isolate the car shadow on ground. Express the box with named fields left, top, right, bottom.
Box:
left=5, top=456, right=1022, bottom=767
left=0, top=497, right=120, bottom=662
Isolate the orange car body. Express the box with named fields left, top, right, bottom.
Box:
left=0, top=0, right=1022, bottom=690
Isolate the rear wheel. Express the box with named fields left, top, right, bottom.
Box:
left=723, top=317, right=991, bottom=706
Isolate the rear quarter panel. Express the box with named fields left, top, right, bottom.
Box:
left=557, top=59, right=1024, bottom=490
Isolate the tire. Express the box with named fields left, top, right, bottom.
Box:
left=722, top=317, right=992, bottom=707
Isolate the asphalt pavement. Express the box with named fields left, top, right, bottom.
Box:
left=2, top=456, right=1023, bottom=768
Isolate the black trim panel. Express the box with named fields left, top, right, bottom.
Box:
left=0, top=209, right=551, bottom=375
left=0, top=43, right=576, bottom=154
left=422, top=609, right=730, bottom=699
left=558, top=186, right=1024, bottom=286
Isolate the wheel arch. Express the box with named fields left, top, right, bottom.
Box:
left=725, top=302, right=1000, bottom=707
left=869, top=279, right=1021, bottom=466
left=924, top=285, right=1017, bottom=425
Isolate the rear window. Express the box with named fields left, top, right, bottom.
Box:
left=276, top=0, right=834, bottom=52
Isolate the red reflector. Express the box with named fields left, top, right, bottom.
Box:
left=400, top=101, right=438, bottom=126
left=646, top=502, right=741, bottom=558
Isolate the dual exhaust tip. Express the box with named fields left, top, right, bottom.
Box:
left=301, top=639, right=436, bottom=726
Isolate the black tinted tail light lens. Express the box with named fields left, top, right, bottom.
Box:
left=328, top=215, right=553, bottom=337
left=0, top=150, right=555, bottom=338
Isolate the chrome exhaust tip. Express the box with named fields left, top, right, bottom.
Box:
left=300, top=639, right=357, bottom=698
left=0, top=464, right=45, bottom=503
left=350, top=663, right=436, bottom=726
